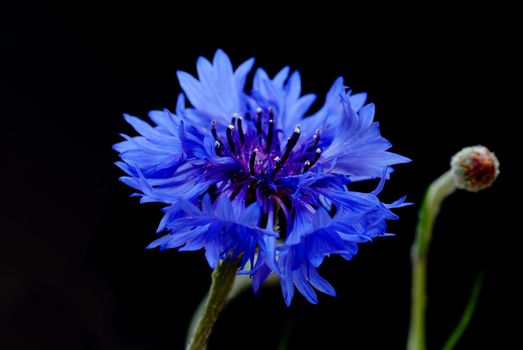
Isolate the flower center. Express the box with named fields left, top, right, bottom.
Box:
left=211, top=108, right=322, bottom=183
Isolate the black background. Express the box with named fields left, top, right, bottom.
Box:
left=1, top=2, right=518, bottom=349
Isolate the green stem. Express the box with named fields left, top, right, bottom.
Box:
left=442, top=274, right=484, bottom=350
left=407, top=171, right=455, bottom=350
left=277, top=320, right=294, bottom=350
left=186, top=260, right=239, bottom=350
left=186, top=271, right=280, bottom=350
left=186, top=274, right=252, bottom=350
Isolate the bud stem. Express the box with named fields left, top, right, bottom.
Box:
left=407, top=171, right=455, bottom=350
left=186, top=259, right=239, bottom=350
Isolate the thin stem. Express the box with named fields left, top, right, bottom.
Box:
left=186, top=273, right=280, bottom=350
left=186, top=275, right=251, bottom=350
left=407, top=171, right=455, bottom=350
left=277, top=320, right=294, bottom=350
left=186, top=260, right=239, bottom=350
left=409, top=255, right=428, bottom=350
left=442, top=274, right=484, bottom=350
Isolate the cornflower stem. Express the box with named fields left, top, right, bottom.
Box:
left=186, top=259, right=239, bottom=350
left=407, top=171, right=455, bottom=350
left=186, top=270, right=280, bottom=350
left=442, top=273, right=484, bottom=350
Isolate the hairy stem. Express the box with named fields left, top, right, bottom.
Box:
left=442, top=274, right=484, bottom=350
left=407, top=171, right=455, bottom=350
left=186, top=260, right=239, bottom=350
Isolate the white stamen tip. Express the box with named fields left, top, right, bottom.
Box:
left=274, top=156, right=281, bottom=162
left=228, top=124, right=235, bottom=129
left=316, top=148, right=321, bottom=153
left=256, top=107, right=263, bottom=113
left=215, top=141, right=221, bottom=147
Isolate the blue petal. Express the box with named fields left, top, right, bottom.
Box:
left=293, top=269, right=318, bottom=304
left=308, top=269, right=336, bottom=296
left=215, top=196, right=234, bottom=221
left=177, top=71, right=208, bottom=110
left=349, top=92, right=367, bottom=111
left=252, top=264, right=272, bottom=294
left=286, top=71, right=302, bottom=101
left=123, top=114, right=171, bottom=140
left=213, top=49, right=234, bottom=83
left=281, top=275, right=295, bottom=306
left=234, top=57, right=255, bottom=91
left=273, top=66, right=290, bottom=87
left=205, top=242, right=221, bottom=269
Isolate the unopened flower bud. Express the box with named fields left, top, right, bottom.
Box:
left=451, top=145, right=499, bottom=192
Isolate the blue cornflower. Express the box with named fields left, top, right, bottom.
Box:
left=114, top=50, right=410, bottom=305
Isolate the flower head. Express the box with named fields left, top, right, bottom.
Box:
left=451, top=145, right=499, bottom=192
left=114, top=50, right=410, bottom=305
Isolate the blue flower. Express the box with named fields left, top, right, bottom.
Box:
left=114, top=49, right=410, bottom=305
